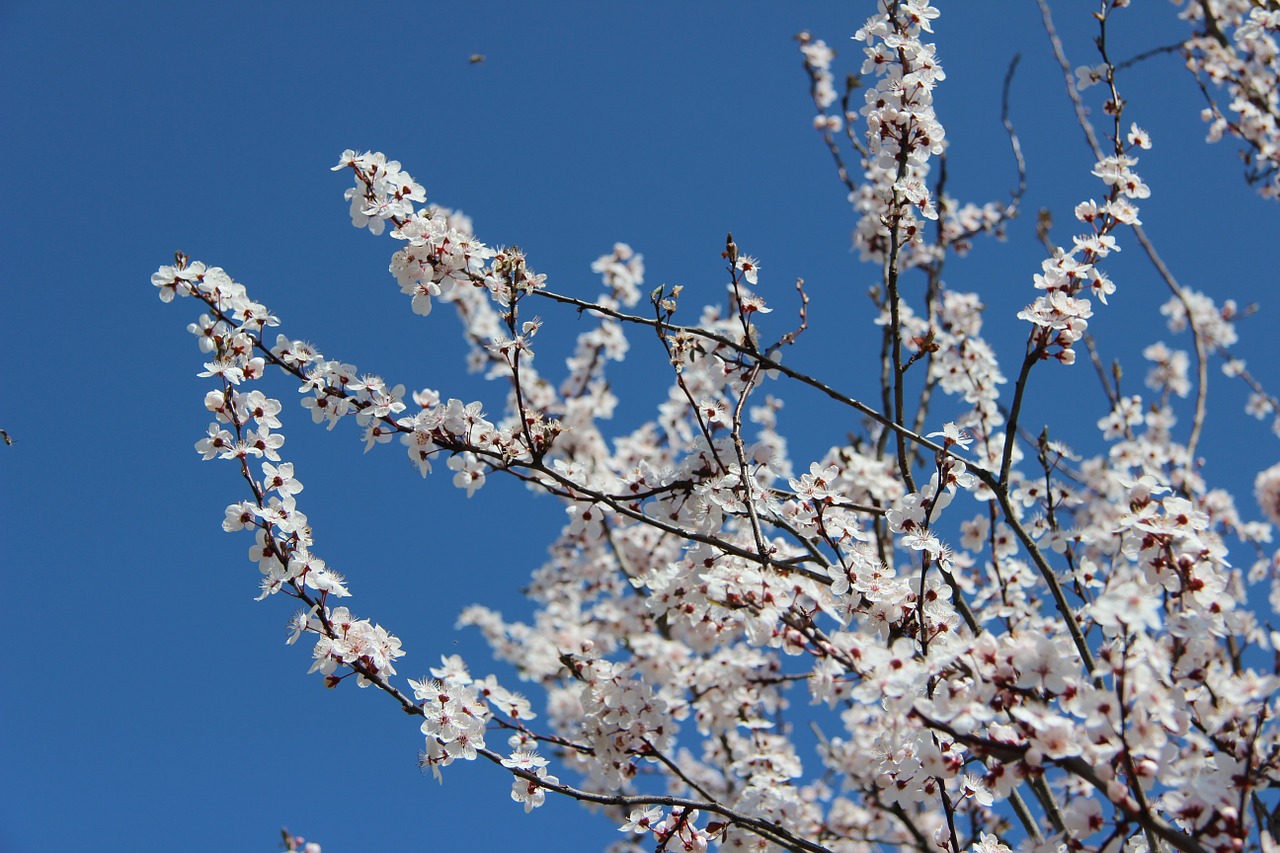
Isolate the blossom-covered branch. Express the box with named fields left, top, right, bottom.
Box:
left=156, top=2, right=1280, bottom=851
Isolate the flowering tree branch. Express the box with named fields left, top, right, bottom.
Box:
left=156, top=2, right=1280, bottom=852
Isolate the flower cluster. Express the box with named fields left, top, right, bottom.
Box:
left=411, top=659, right=491, bottom=778
left=151, top=256, right=407, bottom=692
left=1017, top=123, right=1151, bottom=365
left=1176, top=0, right=1280, bottom=199
left=848, top=0, right=946, bottom=260
left=332, top=150, right=425, bottom=235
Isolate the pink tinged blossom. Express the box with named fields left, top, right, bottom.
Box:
left=478, top=677, right=536, bottom=721
left=619, top=806, right=663, bottom=834
left=927, top=421, right=972, bottom=450
left=1091, top=154, right=1138, bottom=187
left=240, top=390, right=283, bottom=429
left=510, top=768, right=558, bottom=812
left=1127, top=122, right=1153, bottom=150
left=972, top=832, right=1012, bottom=853
left=448, top=452, right=486, bottom=497
left=262, top=461, right=303, bottom=499
left=429, top=654, right=472, bottom=686
left=401, top=427, right=437, bottom=477
left=901, top=529, right=941, bottom=556
left=284, top=608, right=314, bottom=646
left=652, top=810, right=708, bottom=852
left=195, top=424, right=235, bottom=460
left=243, top=427, right=285, bottom=461
left=789, top=462, right=840, bottom=502
left=735, top=256, right=761, bottom=285
left=886, top=493, right=926, bottom=533
left=1075, top=64, right=1106, bottom=90
left=360, top=421, right=395, bottom=453
left=958, top=772, right=994, bottom=807
left=959, top=515, right=988, bottom=552
left=1091, top=580, right=1162, bottom=634
left=198, top=358, right=246, bottom=385
left=222, top=501, right=258, bottom=532
left=1009, top=633, right=1077, bottom=695
left=306, top=568, right=350, bottom=598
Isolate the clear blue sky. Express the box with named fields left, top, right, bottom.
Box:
left=2, top=2, right=1276, bottom=852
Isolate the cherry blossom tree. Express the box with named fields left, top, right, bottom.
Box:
left=153, top=2, right=1280, bottom=851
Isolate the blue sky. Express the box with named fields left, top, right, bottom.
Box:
left=3, top=2, right=1277, bottom=852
